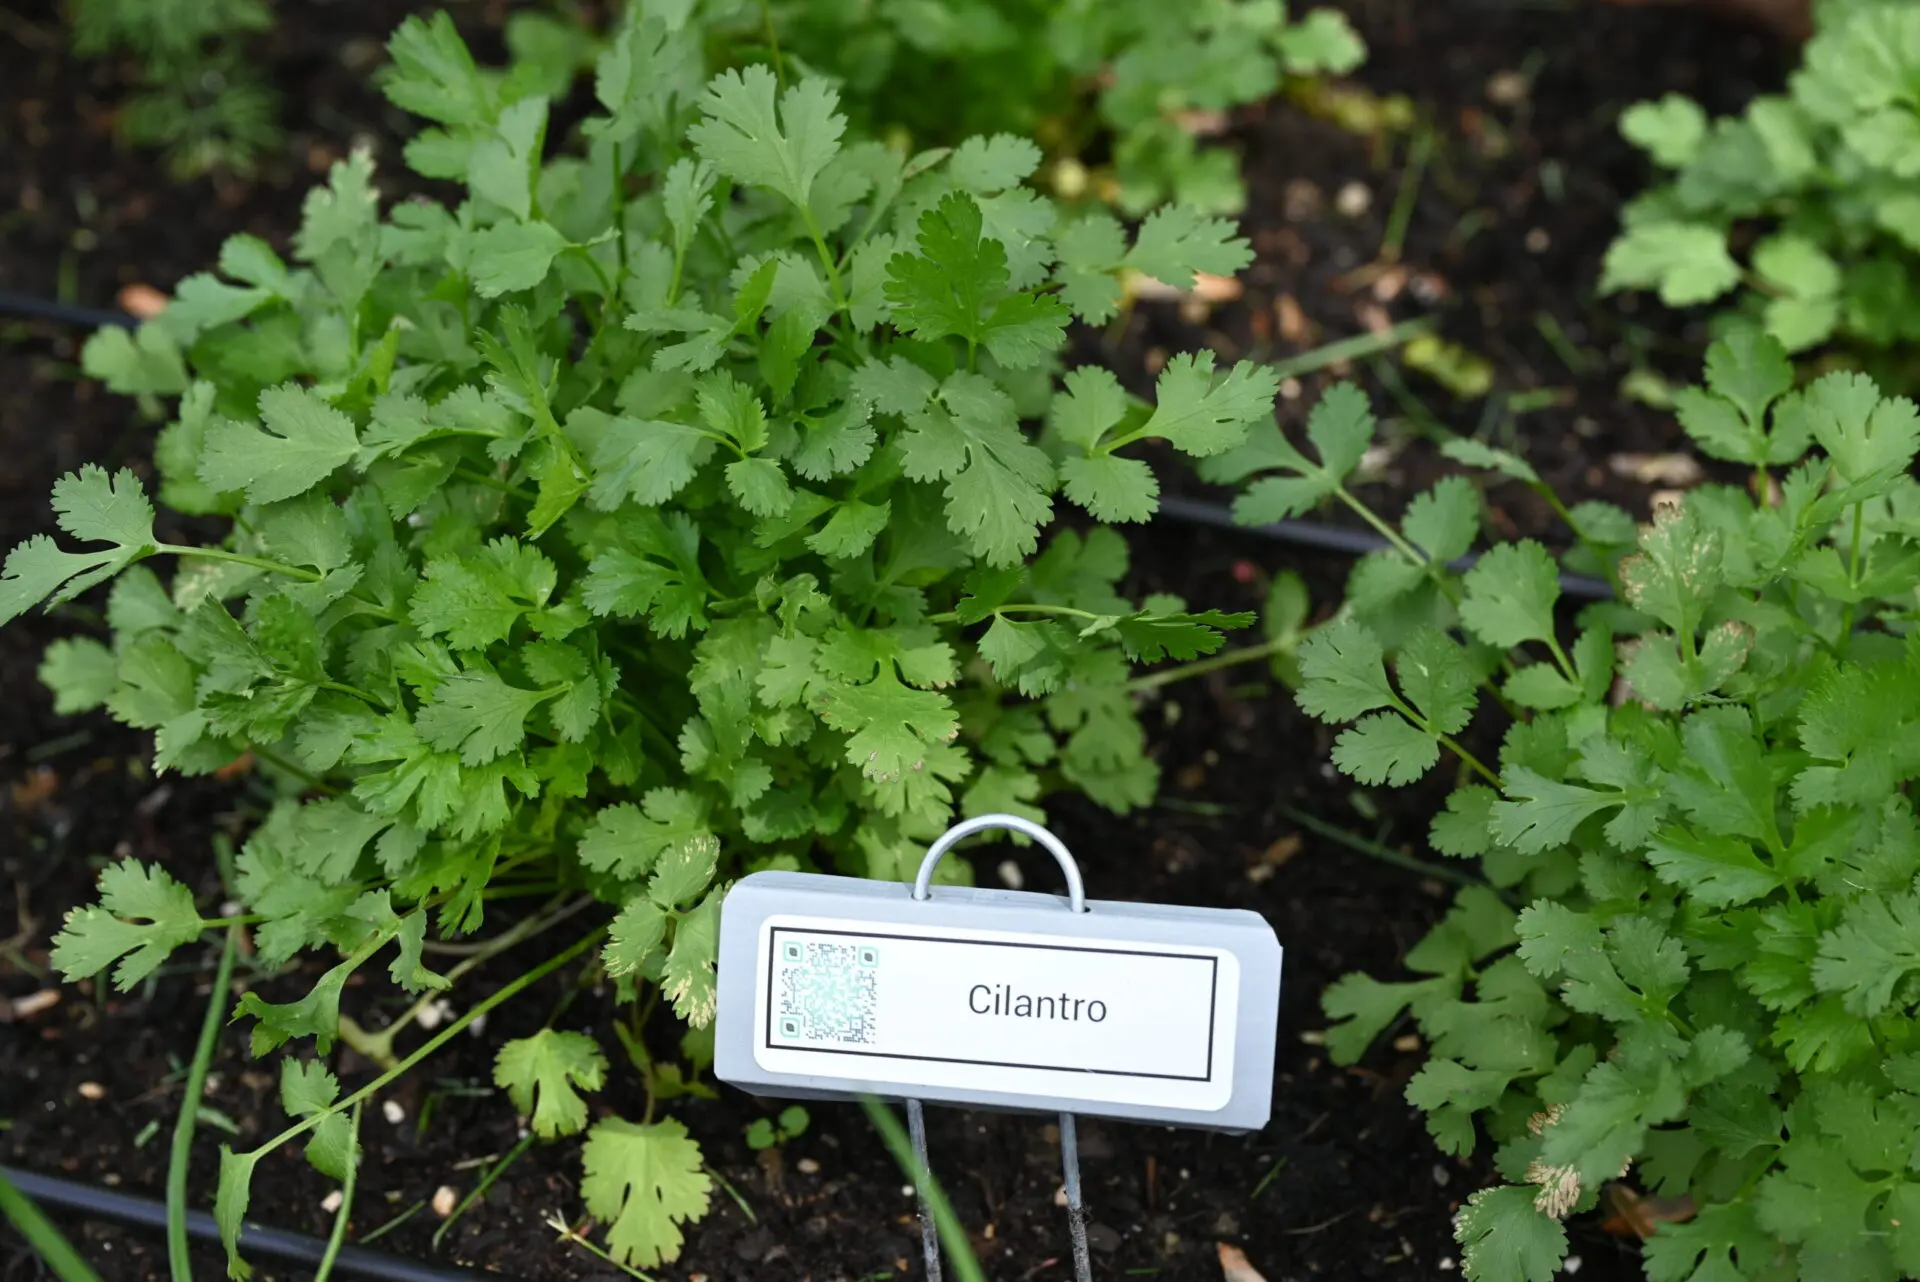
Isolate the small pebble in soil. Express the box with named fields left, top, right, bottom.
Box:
left=1440, top=1260, right=1456, bottom=1272
left=321, top=1190, right=344, bottom=1214
left=433, top=1186, right=458, bottom=1217
left=1485, top=70, right=1530, bottom=106
left=1564, top=1258, right=1582, bottom=1275
left=1526, top=228, right=1551, bottom=253
left=796, top=1158, right=820, bottom=1174
left=382, top=1100, right=405, bottom=1124
left=996, top=860, right=1023, bottom=890
left=1432, top=1164, right=1451, bottom=1187
left=1087, top=1224, right=1122, bottom=1254
left=1334, top=181, right=1372, bottom=219
left=1392, top=1033, right=1421, bottom=1052
left=900, top=1184, right=915, bottom=1197
left=77, top=1082, right=104, bottom=1100
left=1214, top=1212, right=1239, bottom=1235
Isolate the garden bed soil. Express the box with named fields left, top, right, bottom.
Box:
left=1, top=2, right=1789, bottom=1279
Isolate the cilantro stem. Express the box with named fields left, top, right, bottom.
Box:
left=1839, top=502, right=1865, bottom=652
left=341, top=894, right=593, bottom=1068
left=1332, top=486, right=1463, bottom=608
left=311, top=1100, right=361, bottom=1282
left=1125, top=637, right=1295, bottom=693
left=1533, top=483, right=1624, bottom=598
left=1544, top=634, right=1578, bottom=685
left=433, top=1131, right=535, bottom=1250
left=244, top=929, right=603, bottom=1159
left=1277, top=803, right=1496, bottom=892
left=159, top=544, right=322, bottom=583
left=757, top=0, right=787, bottom=86
left=168, top=926, right=237, bottom=1282
left=798, top=204, right=855, bottom=331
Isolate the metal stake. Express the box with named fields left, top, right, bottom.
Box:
left=1060, top=1111, right=1093, bottom=1282
left=907, top=1096, right=943, bottom=1282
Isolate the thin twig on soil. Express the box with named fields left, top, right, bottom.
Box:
left=1278, top=804, right=1499, bottom=893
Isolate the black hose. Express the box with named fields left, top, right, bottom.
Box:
left=1156, top=494, right=1617, bottom=601
left=0, top=287, right=1618, bottom=602
left=0, top=291, right=137, bottom=330
left=0, top=1166, right=510, bottom=1282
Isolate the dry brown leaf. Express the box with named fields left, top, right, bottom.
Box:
left=1218, top=1243, right=1269, bottom=1282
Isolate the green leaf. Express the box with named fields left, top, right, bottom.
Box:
left=1600, top=222, right=1740, bottom=306
left=899, top=373, right=1055, bottom=566
left=578, top=791, right=714, bottom=880
left=1440, top=438, right=1540, bottom=485
left=1810, top=893, right=1920, bottom=1016
left=495, top=1029, right=608, bottom=1139
left=1620, top=93, right=1709, bottom=167
left=1460, top=541, right=1561, bottom=650
left=579, top=1116, right=712, bottom=1268
left=1455, top=1186, right=1567, bottom=1282
left=1123, top=205, right=1253, bottom=291
left=815, top=668, right=960, bottom=786
left=280, top=1060, right=352, bottom=1180
left=468, top=219, right=569, bottom=297
left=1139, top=353, right=1279, bottom=459
left=1061, top=454, right=1157, bottom=522
left=415, top=670, right=548, bottom=765
left=1210, top=382, right=1374, bottom=523
left=604, top=897, right=669, bottom=977
left=688, top=67, right=843, bottom=209
left=948, top=134, right=1041, bottom=191
left=1332, top=711, right=1439, bottom=786
left=885, top=192, right=1070, bottom=369
left=1, top=466, right=158, bottom=625
left=650, top=833, right=720, bottom=909
left=381, top=11, right=489, bottom=127
left=663, top=889, right=721, bottom=1026
left=50, top=860, right=204, bottom=990
left=1297, top=617, right=1394, bottom=722
left=39, top=637, right=118, bottom=714
left=81, top=323, right=189, bottom=396
left=216, top=1146, right=261, bottom=1279
left=200, top=384, right=360, bottom=505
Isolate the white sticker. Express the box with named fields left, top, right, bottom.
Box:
left=751, top=913, right=1239, bottom=1111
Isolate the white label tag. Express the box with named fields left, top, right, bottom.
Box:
left=751, top=913, right=1239, bottom=1111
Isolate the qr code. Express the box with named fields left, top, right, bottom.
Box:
left=776, top=939, right=880, bottom=1044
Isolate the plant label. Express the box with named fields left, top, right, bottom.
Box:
left=714, top=871, right=1283, bottom=1132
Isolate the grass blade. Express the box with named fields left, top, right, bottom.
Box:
left=169, top=926, right=238, bottom=1282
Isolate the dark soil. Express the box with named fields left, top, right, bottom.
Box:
left=1, top=2, right=1789, bottom=1280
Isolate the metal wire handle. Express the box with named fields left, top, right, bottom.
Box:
left=903, top=814, right=1095, bottom=1282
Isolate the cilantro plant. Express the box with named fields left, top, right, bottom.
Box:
left=69, top=0, right=281, bottom=179
left=1210, top=332, right=1920, bottom=1281
left=1602, top=2, right=1920, bottom=367
left=766, top=0, right=1365, bottom=216
left=5, top=7, right=1274, bottom=1273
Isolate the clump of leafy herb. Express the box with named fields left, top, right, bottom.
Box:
left=1602, top=2, right=1920, bottom=367
left=4, top=7, right=1274, bottom=1273
left=1216, top=331, right=1920, bottom=1280
left=68, top=0, right=281, bottom=179
left=751, top=0, right=1364, bottom=216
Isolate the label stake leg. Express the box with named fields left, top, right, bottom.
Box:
left=907, top=1097, right=943, bottom=1281
left=1060, top=1111, right=1093, bottom=1282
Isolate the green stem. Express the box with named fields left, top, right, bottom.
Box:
left=1126, top=638, right=1293, bottom=693
left=433, top=1133, right=535, bottom=1251
left=1334, top=486, right=1464, bottom=607
left=338, top=897, right=589, bottom=1069
left=247, top=931, right=602, bottom=1158
left=1839, top=502, right=1865, bottom=651
left=311, top=1102, right=362, bottom=1282
left=859, top=1097, right=989, bottom=1282
left=1380, top=124, right=1432, bottom=264
left=1436, top=732, right=1501, bottom=787
left=1534, top=482, right=1623, bottom=598
left=1543, top=634, right=1578, bottom=685
left=169, top=928, right=238, bottom=1282
left=1267, top=316, right=1436, bottom=382
left=0, top=1171, right=101, bottom=1282
left=158, top=544, right=322, bottom=583
left=1277, top=804, right=1495, bottom=892
left=757, top=0, right=786, bottom=84
left=799, top=206, right=852, bottom=322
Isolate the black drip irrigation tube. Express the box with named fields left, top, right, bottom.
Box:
left=1, top=1166, right=506, bottom=1282
left=0, top=290, right=136, bottom=330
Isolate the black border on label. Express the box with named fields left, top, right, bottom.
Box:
left=761, top=925, right=1221, bottom=1082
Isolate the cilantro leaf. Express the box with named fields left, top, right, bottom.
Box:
left=50, top=860, right=205, bottom=990
left=200, top=384, right=360, bottom=505
left=1204, top=382, right=1375, bottom=523
left=898, top=372, right=1055, bottom=565
left=280, top=1060, right=353, bottom=1180
left=580, top=1116, right=712, bottom=1268
left=578, top=791, right=714, bottom=881
left=1123, top=205, right=1253, bottom=291
left=1138, top=353, right=1279, bottom=458
left=1454, top=1186, right=1567, bottom=1282
left=1, top=467, right=158, bottom=624
left=1460, top=541, right=1562, bottom=650
left=688, top=67, right=844, bottom=209
left=885, top=191, right=1070, bottom=369
left=415, top=669, right=548, bottom=765
left=495, top=1029, right=607, bottom=1139
left=1601, top=221, right=1740, bottom=307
